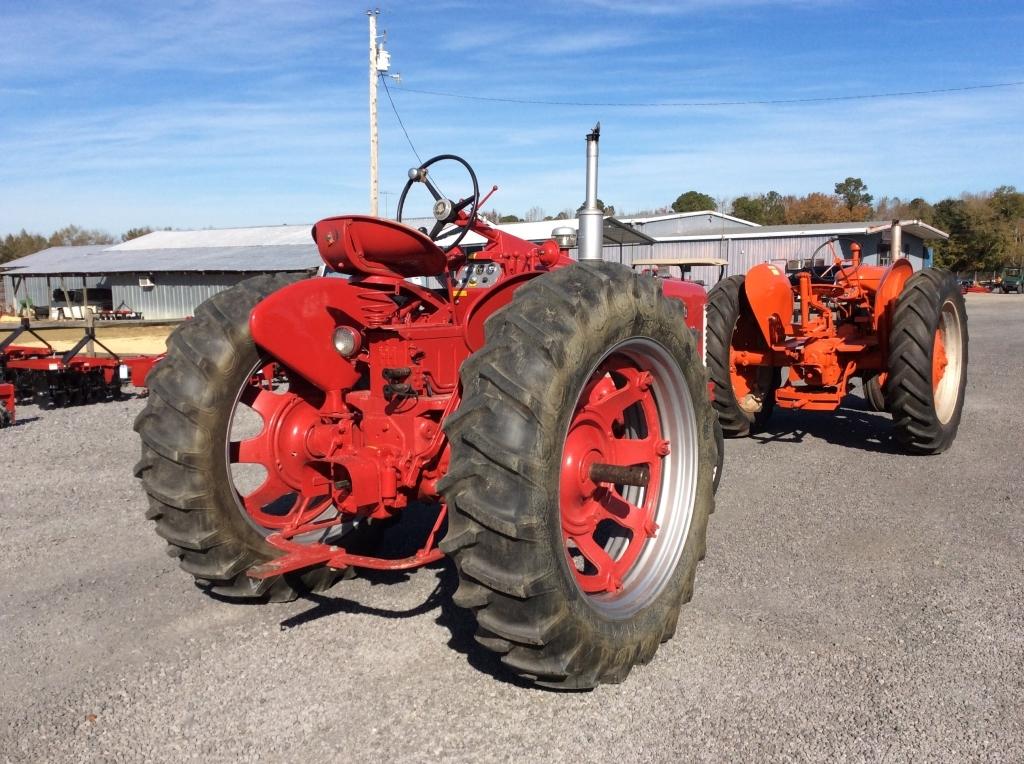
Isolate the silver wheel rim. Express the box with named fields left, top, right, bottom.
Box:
left=934, top=300, right=963, bottom=425
left=562, top=337, right=699, bottom=620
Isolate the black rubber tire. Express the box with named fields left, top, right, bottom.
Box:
left=133, top=273, right=339, bottom=601
left=712, top=415, right=724, bottom=494
left=887, top=268, right=968, bottom=454
left=439, top=261, right=716, bottom=689
left=705, top=275, right=779, bottom=437
left=864, top=374, right=887, bottom=412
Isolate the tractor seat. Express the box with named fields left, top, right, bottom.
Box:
left=787, top=265, right=836, bottom=286
left=312, top=215, right=449, bottom=278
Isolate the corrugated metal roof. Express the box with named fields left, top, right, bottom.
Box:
left=621, top=211, right=760, bottom=228
left=656, top=219, right=948, bottom=242
left=0, top=245, right=110, bottom=273
left=110, top=224, right=314, bottom=250
left=1, top=243, right=319, bottom=275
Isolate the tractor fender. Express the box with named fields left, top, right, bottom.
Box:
left=249, top=277, right=370, bottom=393
left=659, top=278, right=707, bottom=334
left=462, top=272, right=543, bottom=351
left=873, top=258, right=914, bottom=332
left=743, top=263, right=793, bottom=345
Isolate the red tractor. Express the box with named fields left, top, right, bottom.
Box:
left=134, top=127, right=720, bottom=688
left=705, top=238, right=968, bottom=453
left=0, top=382, right=14, bottom=428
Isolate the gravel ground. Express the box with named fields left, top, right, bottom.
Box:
left=1, top=293, right=1021, bottom=762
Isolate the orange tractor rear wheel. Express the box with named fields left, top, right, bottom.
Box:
left=886, top=268, right=968, bottom=454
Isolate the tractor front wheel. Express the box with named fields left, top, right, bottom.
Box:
left=705, top=275, right=779, bottom=437
left=864, top=374, right=887, bottom=412
left=440, top=262, right=716, bottom=689
left=887, top=268, right=968, bottom=454
left=133, top=274, right=340, bottom=601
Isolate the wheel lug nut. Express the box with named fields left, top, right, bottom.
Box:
left=655, top=439, right=670, bottom=456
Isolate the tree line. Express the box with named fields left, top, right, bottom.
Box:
left=0, top=225, right=155, bottom=266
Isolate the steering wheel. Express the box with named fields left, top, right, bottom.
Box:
left=396, top=154, right=480, bottom=254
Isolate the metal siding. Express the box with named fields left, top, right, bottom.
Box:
left=639, top=232, right=930, bottom=286
left=107, top=272, right=310, bottom=320
left=3, top=274, right=106, bottom=311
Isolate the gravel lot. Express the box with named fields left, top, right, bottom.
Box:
left=1, top=293, right=1021, bottom=762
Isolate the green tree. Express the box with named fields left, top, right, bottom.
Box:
left=498, top=214, right=522, bottom=224
left=48, top=224, right=114, bottom=247
left=730, top=191, right=785, bottom=225
left=989, top=185, right=1024, bottom=221
left=760, top=191, right=785, bottom=225
left=121, top=226, right=154, bottom=242
left=834, top=177, right=873, bottom=213
left=729, top=195, right=762, bottom=222
left=0, top=229, right=48, bottom=264
left=905, top=197, right=934, bottom=222
left=931, top=197, right=1006, bottom=272
left=671, top=191, right=716, bottom=213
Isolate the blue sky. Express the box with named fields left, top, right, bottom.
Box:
left=1, top=0, right=1022, bottom=236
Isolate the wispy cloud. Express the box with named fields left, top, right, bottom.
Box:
left=0, top=0, right=1020, bottom=234
left=570, top=0, right=843, bottom=15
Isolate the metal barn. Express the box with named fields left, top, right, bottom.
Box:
left=604, top=216, right=949, bottom=286
left=1, top=226, right=321, bottom=320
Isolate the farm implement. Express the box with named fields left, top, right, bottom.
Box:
left=706, top=237, right=968, bottom=453
left=0, top=382, right=13, bottom=428
left=135, top=126, right=721, bottom=688
left=0, top=319, right=162, bottom=409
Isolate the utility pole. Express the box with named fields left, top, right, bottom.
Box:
left=368, top=9, right=380, bottom=216
left=368, top=9, right=397, bottom=216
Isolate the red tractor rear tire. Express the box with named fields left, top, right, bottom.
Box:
left=134, top=274, right=340, bottom=601
left=440, top=262, right=716, bottom=689
left=705, top=275, right=780, bottom=437
left=887, top=268, right=968, bottom=454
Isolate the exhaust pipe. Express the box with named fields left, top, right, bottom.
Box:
left=890, top=220, right=903, bottom=261
left=577, top=123, right=603, bottom=261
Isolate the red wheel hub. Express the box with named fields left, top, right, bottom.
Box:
left=228, top=364, right=328, bottom=531
left=559, top=355, right=667, bottom=595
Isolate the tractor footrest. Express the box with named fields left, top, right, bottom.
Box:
left=775, top=384, right=843, bottom=411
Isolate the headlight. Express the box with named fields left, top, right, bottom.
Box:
left=332, top=326, right=361, bottom=357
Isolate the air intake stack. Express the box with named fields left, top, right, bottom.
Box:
left=577, top=123, right=603, bottom=261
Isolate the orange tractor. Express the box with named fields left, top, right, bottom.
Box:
left=706, top=237, right=968, bottom=453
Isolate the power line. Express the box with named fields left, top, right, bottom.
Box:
left=380, top=74, right=423, bottom=164
left=391, top=79, right=1024, bottom=108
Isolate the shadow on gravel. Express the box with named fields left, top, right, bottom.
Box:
left=279, top=564, right=450, bottom=628
left=752, top=394, right=902, bottom=454
left=277, top=505, right=532, bottom=688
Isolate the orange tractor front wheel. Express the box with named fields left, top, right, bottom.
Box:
left=705, top=275, right=780, bottom=437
